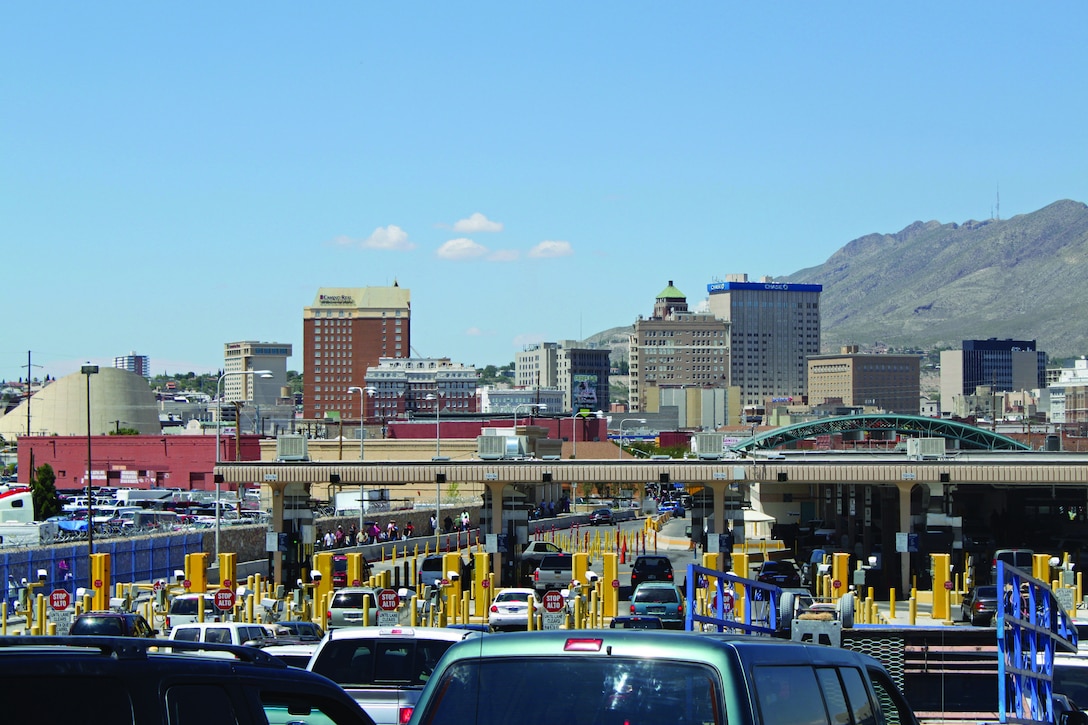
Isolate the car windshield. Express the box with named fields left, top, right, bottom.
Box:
left=311, top=638, right=457, bottom=687
left=420, top=657, right=720, bottom=725
left=634, top=587, right=679, bottom=603
left=72, top=616, right=124, bottom=635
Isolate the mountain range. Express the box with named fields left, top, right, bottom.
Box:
left=587, top=199, right=1088, bottom=363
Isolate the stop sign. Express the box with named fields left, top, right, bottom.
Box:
left=377, top=589, right=399, bottom=611
left=49, top=589, right=71, bottom=611
left=213, top=588, right=235, bottom=611
left=944, top=580, right=954, bottom=590
left=481, top=579, right=489, bottom=588
left=541, top=590, right=565, bottom=613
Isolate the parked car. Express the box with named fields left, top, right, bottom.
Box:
left=0, top=636, right=375, bottom=724
left=756, top=560, right=802, bottom=589
left=169, top=622, right=272, bottom=647
left=308, top=625, right=483, bottom=725
left=629, top=581, right=685, bottom=629
left=327, top=586, right=382, bottom=629
left=406, top=630, right=921, bottom=725
left=532, top=554, right=573, bottom=595
left=629, top=555, right=674, bottom=590
left=164, top=593, right=220, bottom=631
left=488, top=588, right=538, bottom=631
left=417, top=554, right=467, bottom=588
left=278, top=619, right=325, bottom=641
left=992, top=548, right=1035, bottom=582
left=961, top=585, right=999, bottom=626
left=588, top=508, right=614, bottom=526
left=69, top=611, right=157, bottom=638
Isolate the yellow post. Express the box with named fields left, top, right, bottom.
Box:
left=312, top=552, right=334, bottom=605
left=931, top=553, right=951, bottom=620
left=526, top=597, right=535, bottom=631
left=572, top=552, right=589, bottom=588
left=831, top=552, right=850, bottom=601
left=1033, top=553, right=1051, bottom=582
left=473, top=552, right=490, bottom=611
left=345, top=553, right=366, bottom=587
left=909, top=596, right=917, bottom=625
left=184, top=552, right=208, bottom=594
left=601, top=553, right=619, bottom=617
left=442, top=553, right=462, bottom=620
left=90, top=553, right=111, bottom=611
left=218, top=552, right=237, bottom=590
left=889, top=588, right=896, bottom=619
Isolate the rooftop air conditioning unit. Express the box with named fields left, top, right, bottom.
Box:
left=275, top=434, right=309, bottom=462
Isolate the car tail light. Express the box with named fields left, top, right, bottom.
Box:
left=534, top=571, right=539, bottom=582
left=564, top=638, right=603, bottom=652
left=490, top=604, right=499, bottom=613
left=326, top=610, right=332, bottom=622
left=666, top=572, right=673, bottom=580
left=399, top=707, right=413, bottom=724
left=630, top=604, right=635, bottom=614
left=165, top=616, right=171, bottom=629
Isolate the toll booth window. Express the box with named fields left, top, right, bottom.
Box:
left=754, top=665, right=828, bottom=725
left=166, top=684, right=238, bottom=724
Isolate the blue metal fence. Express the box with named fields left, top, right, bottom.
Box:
left=0, top=534, right=204, bottom=610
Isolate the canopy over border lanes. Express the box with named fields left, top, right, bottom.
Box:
left=732, top=414, right=1031, bottom=453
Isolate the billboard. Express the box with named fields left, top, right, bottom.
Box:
left=573, top=374, right=598, bottom=408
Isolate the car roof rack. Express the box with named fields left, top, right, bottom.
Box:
left=0, top=636, right=288, bottom=666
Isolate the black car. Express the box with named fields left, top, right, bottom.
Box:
left=961, top=584, right=999, bottom=626
left=69, top=611, right=157, bottom=638
left=630, top=555, right=674, bottom=589
left=0, top=636, right=374, bottom=724
left=756, top=560, right=802, bottom=588
left=588, top=508, right=614, bottom=526
left=277, top=620, right=325, bottom=641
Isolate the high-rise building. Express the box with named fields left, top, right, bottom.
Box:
left=516, top=341, right=611, bottom=413
left=807, top=346, right=921, bottom=414
left=302, top=284, right=410, bottom=419
left=364, top=357, right=478, bottom=422
left=705, top=275, right=822, bottom=408
left=629, top=281, right=730, bottom=413
left=223, top=341, right=292, bottom=406
left=939, top=339, right=1046, bottom=410
left=114, top=352, right=150, bottom=379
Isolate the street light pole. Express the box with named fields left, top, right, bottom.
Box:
left=215, top=369, right=272, bottom=559
left=513, top=403, right=547, bottom=435
left=81, top=364, right=98, bottom=585
left=619, top=418, right=647, bottom=459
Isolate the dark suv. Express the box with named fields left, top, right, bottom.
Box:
left=0, top=636, right=374, bottom=724
left=756, top=560, right=802, bottom=588
left=630, top=555, right=674, bottom=589
left=69, top=612, right=157, bottom=638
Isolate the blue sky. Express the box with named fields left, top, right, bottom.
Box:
left=4, top=3, right=1088, bottom=381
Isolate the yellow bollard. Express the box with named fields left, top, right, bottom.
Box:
left=909, top=597, right=917, bottom=626
left=889, top=589, right=896, bottom=620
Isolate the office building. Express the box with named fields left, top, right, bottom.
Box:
left=114, top=352, right=150, bottom=379
left=364, top=357, right=478, bottom=421
left=939, top=339, right=1046, bottom=410
left=705, top=274, right=823, bottom=408
left=629, top=281, right=730, bottom=413
left=302, top=284, right=410, bottom=420
left=807, top=346, right=921, bottom=414
left=516, top=341, right=612, bottom=413
left=223, top=341, right=292, bottom=407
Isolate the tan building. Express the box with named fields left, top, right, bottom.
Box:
left=223, top=341, right=292, bottom=406
left=629, top=281, right=730, bottom=414
left=807, top=346, right=921, bottom=414
left=302, top=284, right=411, bottom=420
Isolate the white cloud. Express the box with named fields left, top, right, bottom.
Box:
left=465, top=327, right=490, bottom=337
left=437, top=238, right=489, bottom=260
left=528, top=240, right=573, bottom=258
left=361, top=225, right=415, bottom=251
left=453, top=212, right=504, bottom=233
left=487, top=249, right=519, bottom=262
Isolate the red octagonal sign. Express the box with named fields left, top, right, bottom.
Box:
left=541, top=590, right=565, bottom=613
left=49, top=589, right=71, bottom=611
left=377, top=589, right=399, bottom=611
left=214, top=588, right=235, bottom=611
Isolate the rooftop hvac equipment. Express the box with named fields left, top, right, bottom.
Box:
left=693, top=432, right=726, bottom=460
left=275, top=434, right=309, bottom=461
left=477, top=435, right=507, bottom=460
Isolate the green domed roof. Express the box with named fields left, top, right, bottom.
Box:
left=656, top=281, right=685, bottom=299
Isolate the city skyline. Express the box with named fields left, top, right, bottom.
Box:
left=6, top=4, right=1088, bottom=381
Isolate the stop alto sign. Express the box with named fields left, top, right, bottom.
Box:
left=49, top=589, right=71, bottom=611
left=541, top=590, right=565, bottom=613
left=377, top=589, right=399, bottom=611
left=213, top=588, right=236, bottom=611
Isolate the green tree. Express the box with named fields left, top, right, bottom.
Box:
left=30, top=463, right=61, bottom=520
left=108, top=427, right=141, bottom=435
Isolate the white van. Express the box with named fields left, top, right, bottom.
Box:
left=169, top=622, right=270, bottom=647
left=165, top=593, right=219, bottom=631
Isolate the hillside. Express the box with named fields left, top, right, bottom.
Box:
left=780, top=199, right=1088, bottom=360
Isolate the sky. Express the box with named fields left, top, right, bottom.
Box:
left=4, top=3, right=1088, bottom=382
